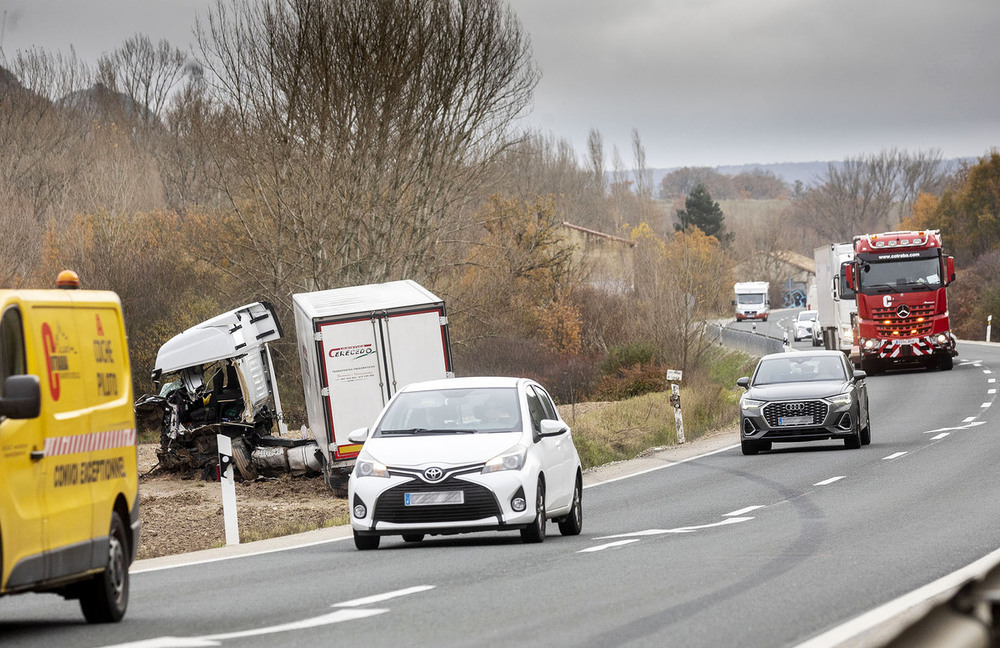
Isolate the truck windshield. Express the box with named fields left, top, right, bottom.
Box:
left=858, top=257, right=942, bottom=293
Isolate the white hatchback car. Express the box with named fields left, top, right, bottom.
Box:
left=347, top=376, right=583, bottom=549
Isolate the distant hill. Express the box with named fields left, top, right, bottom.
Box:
left=649, top=158, right=974, bottom=193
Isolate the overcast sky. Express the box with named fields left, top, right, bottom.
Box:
left=2, top=0, right=998, bottom=169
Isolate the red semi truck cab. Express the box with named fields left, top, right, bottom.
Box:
left=846, top=230, right=957, bottom=373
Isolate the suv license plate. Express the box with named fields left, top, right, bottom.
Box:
left=778, top=416, right=812, bottom=426
left=405, top=491, right=464, bottom=506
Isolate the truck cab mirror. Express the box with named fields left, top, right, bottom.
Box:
left=347, top=427, right=369, bottom=444
left=946, top=256, right=955, bottom=284
left=0, top=374, right=41, bottom=419
left=844, top=263, right=856, bottom=291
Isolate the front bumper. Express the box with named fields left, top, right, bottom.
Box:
left=350, top=471, right=537, bottom=536
left=858, top=331, right=957, bottom=362
left=740, top=399, right=857, bottom=444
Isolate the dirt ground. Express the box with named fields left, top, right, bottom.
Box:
left=136, top=444, right=348, bottom=560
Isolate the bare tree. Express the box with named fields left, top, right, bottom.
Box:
left=193, top=0, right=539, bottom=310
left=96, top=34, right=190, bottom=127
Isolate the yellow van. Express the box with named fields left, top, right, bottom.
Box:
left=0, top=273, right=139, bottom=622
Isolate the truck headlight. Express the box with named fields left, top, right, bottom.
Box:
left=840, top=326, right=853, bottom=343
left=863, top=338, right=877, bottom=350
left=936, top=333, right=948, bottom=345
left=483, top=445, right=527, bottom=473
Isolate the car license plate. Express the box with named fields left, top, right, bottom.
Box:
left=405, top=491, right=464, bottom=506
left=778, top=416, right=812, bottom=426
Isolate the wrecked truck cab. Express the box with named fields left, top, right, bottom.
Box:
left=137, top=302, right=322, bottom=480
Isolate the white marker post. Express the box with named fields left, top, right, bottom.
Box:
left=988, top=315, right=992, bottom=343
left=667, top=369, right=685, bottom=444
left=216, top=434, right=240, bottom=545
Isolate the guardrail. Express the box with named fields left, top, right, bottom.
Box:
left=707, top=322, right=786, bottom=357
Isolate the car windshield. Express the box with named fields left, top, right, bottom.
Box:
left=798, top=312, right=817, bottom=322
left=753, top=356, right=847, bottom=385
left=375, top=387, right=521, bottom=436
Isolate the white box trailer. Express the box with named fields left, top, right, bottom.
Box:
left=293, top=280, right=454, bottom=486
left=813, top=243, right=857, bottom=353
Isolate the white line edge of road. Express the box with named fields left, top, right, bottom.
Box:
left=795, top=545, right=1000, bottom=648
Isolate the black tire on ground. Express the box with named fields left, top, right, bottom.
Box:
left=741, top=440, right=759, bottom=456
left=402, top=534, right=424, bottom=543
left=845, top=419, right=862, bottom=449
left=80, top=511, right=130, bottom=623
left=938, top=354, right=954, bottom=371
left=558, top=476, right=583, bottom=536
left=861, top=417, right=872, bottom=445
left=354, top=531, right=380, bottom=550
left=520, top=479, right=546, bottom=543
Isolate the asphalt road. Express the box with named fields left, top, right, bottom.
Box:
left=3, top=311, right=999, bottom=647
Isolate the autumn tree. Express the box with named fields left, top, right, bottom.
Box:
left=630, top=224, right=733, bottom=372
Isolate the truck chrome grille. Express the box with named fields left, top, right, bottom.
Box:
left=373, top=479, right=501, bottom=524
left=871, top=303, right=935, bottom=337
left=761, top=400, right=828, bottom=427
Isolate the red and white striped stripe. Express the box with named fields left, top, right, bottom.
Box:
left=44, top=428, right=137, bottom=457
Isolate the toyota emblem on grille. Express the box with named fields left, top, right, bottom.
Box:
left=423, top=467, right=444, bottom=482
left=784, top=402, right=805, bottom=412
left=896, top=304, right=911, bottom=318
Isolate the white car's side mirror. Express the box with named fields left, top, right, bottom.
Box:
left=347, top=427, right=369, bottom=444
left=539, top=419, right=568, bottom=437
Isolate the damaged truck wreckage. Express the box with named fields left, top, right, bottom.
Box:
left=135, top=280, right=455, bottom=493
left=134, top=302, right=323, bottom=482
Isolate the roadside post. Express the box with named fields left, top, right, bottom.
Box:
left=988, top=315, right=993, bottom=343
left=217, top=434, right=240, bottom=545
left=667, top=369, right=685, bottom=444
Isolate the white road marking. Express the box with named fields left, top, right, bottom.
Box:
left=989, top=389, right=996, bottom=395
left=982, top=402, right=992, bottom=408
left=990, top=378, right=996, bottom=383
left=984, top=370, right=993, bottom=374
left=925, top=421, right=986, bottom=434
left=100, top=609, right=388, bottom=647
left=725, top=505, right=764, bottom=516
left=963, top=416, right=976, bottom=423
left=814, top=476, right=845, bottom=486
left=595, top=516, right=754, bottom=540
left=334, top=585, right=436, bottom=607
left=930, top=433, right=950, bottom=440
left=578, top=539, right=641, bottom=553
left=882, top=452, right=907, bottom=460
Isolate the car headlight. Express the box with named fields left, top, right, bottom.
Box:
left=840, top=326, right=853, bottom=342
left=355, top=455, right=390, bottom=478
left=827, top=392, right=853, bottom=406
left=483, top=445, right=528, bottom=474
left=740, top=395, right=765, bottom=413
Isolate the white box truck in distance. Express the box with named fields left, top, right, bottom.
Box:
left=813, top=243, right=857, bottom=353
left=733, top=282, right=770, bottom=321
left=292, top=280, right=454, bottom=489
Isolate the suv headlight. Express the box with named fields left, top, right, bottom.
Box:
left=827, top=392, right=853, bottom=406
left=355, top=454, right=390, bottom=478
left=483, top=445, right=528, bottom=474
left=740, top=395, right=765, bottom=413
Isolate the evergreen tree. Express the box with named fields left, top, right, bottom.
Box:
left=675, top=183, right=733, bottom=245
